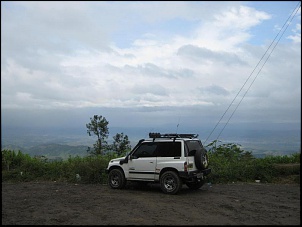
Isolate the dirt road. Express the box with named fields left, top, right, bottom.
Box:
left=2, top=181, right=300, bottom=225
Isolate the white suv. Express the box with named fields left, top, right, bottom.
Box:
left=106, top=133, right=211, bottom=194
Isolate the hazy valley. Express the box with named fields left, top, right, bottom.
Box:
left=1, top=125, right=300, bottom=160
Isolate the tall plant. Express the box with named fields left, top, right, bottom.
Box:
left=86, top=115, right=109, bottom=155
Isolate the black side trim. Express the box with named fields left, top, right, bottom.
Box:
left=129, top=171, right=155, bottom=175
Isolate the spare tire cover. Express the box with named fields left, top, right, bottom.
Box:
left=194, top=148, right=209, bottom=170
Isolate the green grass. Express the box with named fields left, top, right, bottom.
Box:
left=2, top=142, right=300, bottom=184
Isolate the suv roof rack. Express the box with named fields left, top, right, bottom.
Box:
left=149, top=132, right=198, bottom=139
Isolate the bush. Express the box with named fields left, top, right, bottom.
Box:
left=2, top=147, right=300, bottom=184
left=205, top=140, right=300, bottom=184
left=1, top=150, right=111, bottom=184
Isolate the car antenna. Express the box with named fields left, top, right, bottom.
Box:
left=176, top=116, right=181, bottom=133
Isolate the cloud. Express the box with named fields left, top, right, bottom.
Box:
left=199, top=85, right=230, bottom=96
left=1, top=1, right=301, bottom=131
left=177, top=45, right=246, bottom=65
left=287, top=23, right=301, bottom=43
left=213, top=5, right=271, bottom=29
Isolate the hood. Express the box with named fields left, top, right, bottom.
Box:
left=110, top=156, right=126, bottom=162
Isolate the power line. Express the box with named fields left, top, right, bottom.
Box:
left=204, top=3, right=301, bottom=144
left=215, top=3, right=301, bottom=141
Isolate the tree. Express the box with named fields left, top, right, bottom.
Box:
left=112, top=133, right=131, bottom=156
left=86, top=115, right=109, bottom=155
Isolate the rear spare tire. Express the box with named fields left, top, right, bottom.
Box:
left=194, top=148, right=209, bottom=170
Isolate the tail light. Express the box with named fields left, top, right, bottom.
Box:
left=184, top=162, right=188, bottom=172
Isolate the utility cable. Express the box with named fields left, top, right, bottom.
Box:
left=215, top=3, right=301, bottom=141
left=204, top=3, right=301, bottom=144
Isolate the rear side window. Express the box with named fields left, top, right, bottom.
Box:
left=185, top=140, right=203, bottom=156
left=156, top=142, right=181, bottom=157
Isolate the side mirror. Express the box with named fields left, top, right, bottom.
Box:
left=120, top=157, right=128, bottom=165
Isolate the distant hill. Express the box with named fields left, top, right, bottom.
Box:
left=1, top=125, right=300, bottom=159
left=2, top=143, right=90, bottom=160
left=1, top=144, right=28, bottom=153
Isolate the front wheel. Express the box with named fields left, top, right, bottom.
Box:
left=160, top=171, right=182, bottom=194
left=108, top=168, right=126, bottom=189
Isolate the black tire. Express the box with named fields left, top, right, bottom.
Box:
left=194, top=148, right=209, bottom=170
left=160, top=171, right=182, bottom=195
left=186, top=180, right=205, bottom=190
left=108, top=168, right=126, bottom=189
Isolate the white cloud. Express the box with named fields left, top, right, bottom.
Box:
left=213, top=5, right=271, bottom=29
left=287, top=23, right=301, bottom=43
left=1, top=1, right=301, bottom=129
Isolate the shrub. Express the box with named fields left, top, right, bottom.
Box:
left=2, top=147, right=300, bottom=184
left=205, top=140, right=300, bottom=184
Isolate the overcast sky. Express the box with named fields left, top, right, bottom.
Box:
left=1, top=1, right=301, bottom=141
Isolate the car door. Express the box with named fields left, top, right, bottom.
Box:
left=128, top=142, right=157, bottom=181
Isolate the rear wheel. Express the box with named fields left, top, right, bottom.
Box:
left=108, top=168, right=126, bottom=189
left=186, top=181, right=205, bottom=190
left=160, top=171, right=182, bottom=194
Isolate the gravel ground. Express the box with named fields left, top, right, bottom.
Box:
left=2, top=181, right=300, bottom=225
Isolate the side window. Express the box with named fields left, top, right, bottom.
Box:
left=133, top=143, right=157, bottom=158
left=184, top=143, right=189, bottom=157
left=156, top=142, right=181, bottom=157
left=186, top=140, right=203, bottom=156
